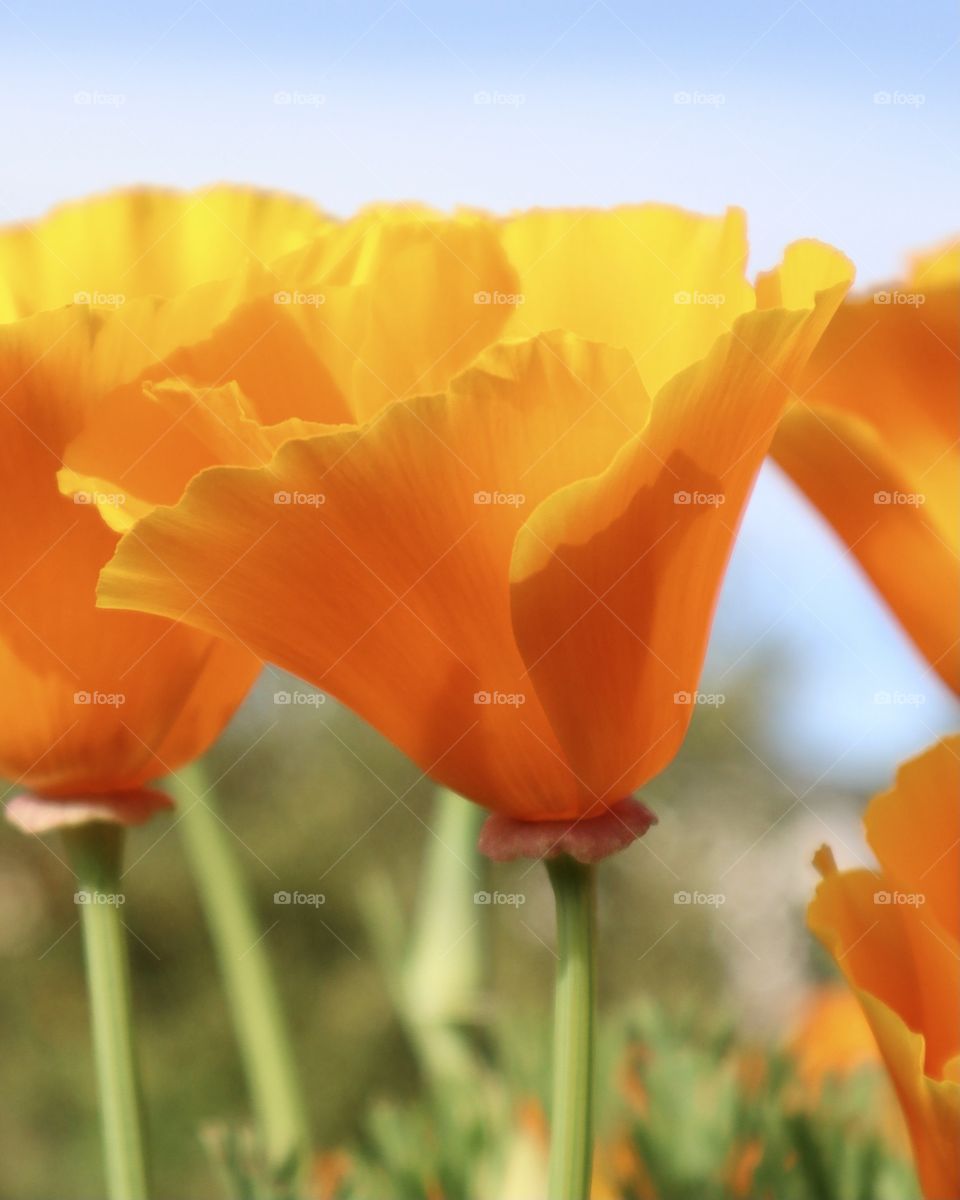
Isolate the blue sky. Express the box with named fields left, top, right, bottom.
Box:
left=1, top=0, right=957, bottom=781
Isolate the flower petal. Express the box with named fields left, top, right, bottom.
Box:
left=865, top=736, right=960, bottom=945
left=0, top=185, right=330, bottom=321
left=99, top=333, right=650, bottom=818
left=0, top=404, right=260, bottom=797
left=856, top=990, right=960, bottom=1200
left=771, top=241, right=960, bottom=691
left=500, top=204, right=754, bottom=394
left=809, top=857, right=959, bottom=1080
left=266, top=207, right=522, bottom=421
left=508, top=243, right=853, bottom=802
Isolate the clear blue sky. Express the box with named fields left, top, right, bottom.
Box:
left=1, top=0, right=957, bottom=782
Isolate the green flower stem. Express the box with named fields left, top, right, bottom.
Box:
left=402, top=789, right=488, bottom=1083
left=63, top=821, right=150, bottom=1200
left=545, top=856, right=597, bottom=1200
left=172, top=767, right=309, bottom=1182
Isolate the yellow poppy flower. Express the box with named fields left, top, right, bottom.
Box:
left=809, top=736, right=960, bottom=1198
left=100, top=210, right=852, bottom=823
left=0, top=186, right=332, bottom=811
left=0, top=184, right=332, bottom=322
left=772, top=240, right=960, bottom=692
left=1, top=188, right=525, bottom=817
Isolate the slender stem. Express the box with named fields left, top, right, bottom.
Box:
left=171, top=766, right=309, bottom=1182
left=545, top=856, right=597, bottom=1200
left=63, top=822, right=150, bottom=1200
left=403, top=788, right=488, bottom=1084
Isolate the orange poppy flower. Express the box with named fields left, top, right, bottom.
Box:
left=1, top=189, right=524, bottom=824
left=99, top=209, right=852, bottom=830
left=788, top=984, right=881, bottom=1092
left=772, top=240, right=960, bottom=693
left=809, top=736, right=960, bottom=1199
left=0, top=186, right=334, bottom=817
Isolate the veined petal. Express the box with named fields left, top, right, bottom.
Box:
left=1, top=281, right=350, bottom=515
left=0, top=407, right=260, bottom=797
left=809, top=855, right=959, bottom=1080
left=865, top=736, right=960, bottom=945
left=62, top=379, right=341, bottom=514
left=772, top=239, right=960, bottom=692
left=99, top=333, right=650, bottom=818
left=809, top=736, right=960, bottom=1198
left=500, top=204, right=754, bottom=395
left=856, top=992, right=960, bottom=1200
left=0, top=185, right=331, bottom=322
left=266, top=206, right=521, bottom=421
left=773, top=403, right=960, bottom=691
left=508, top=242, right=853, bottom=802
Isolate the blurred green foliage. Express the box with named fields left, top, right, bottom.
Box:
left=0, top=662, right=915, bottom=1199
left=326, top=1002, right=918, bottom=1200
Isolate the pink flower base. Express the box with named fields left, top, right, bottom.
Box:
left=478, top=797, right=658, bottom=864
left=5, top=789, right=173, bottom=835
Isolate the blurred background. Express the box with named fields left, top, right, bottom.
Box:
left=0, top=1, right=957, bottom=1196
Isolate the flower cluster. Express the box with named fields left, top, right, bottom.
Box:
left=1, top=187, right=956, bottom=1198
